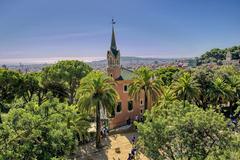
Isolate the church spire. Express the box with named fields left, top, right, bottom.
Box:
left=111, top=19, right=117, bottom=50
left=107, top=19, right=121, bottom=79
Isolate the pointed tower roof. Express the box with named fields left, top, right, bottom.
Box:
left=110, top=19, right=119, bottom=57
left=111, top=25, right=117, bottom=50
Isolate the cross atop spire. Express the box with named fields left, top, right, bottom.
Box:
left=111, top=19, right=117, bottom=50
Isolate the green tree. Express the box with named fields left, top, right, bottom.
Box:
left=77, top=71, right=118, bottom=148
left=200, top=45, right=240, bottom=64
left=206, top=133, right=240, bottom=160
left=34, top=72, right=50, bottom=106
left=155, top=86, right=176, bottom=108
left=137, top=101, right=236, bottom=160
left=19, top=72, right=66, bottom=106
left=192, top=67, right=214, bottom=110
left=129, top=66, right=162, bottom=110
left=42, top=60, right=92, bottom=105
left=209, top=77, right=231, bottom=110
left=213, top=65, right=240, bottom=114
left=0, top=100, right=89, bottom=159
left=19, top=72, right=39, bottom=103
left=173, top=72, right=199, bottom=107
left=0, top=69, right=22, bottom=123
left=227, top=75, right=240, bottom=114
left=154, top=67, right=180, bottom=86
left=217, top=65, right=239, bottom=76
left=0, top=69, right=21, bottom=104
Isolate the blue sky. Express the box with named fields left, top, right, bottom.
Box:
left=0, top=0, right=240, bottom=60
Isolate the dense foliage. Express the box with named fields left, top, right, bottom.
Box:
left=154, top=67, right=180, bottom=86
left=130, top=65, right=240, bottom=159
left=0, top=100, right=90, bottom=159
left=42, top=60, right=92, bottom=105
left=0, top=69, right=21, bottom=106
left=130, top=65, right=240, bottom=115
left=199, top=45, right=240, bottom=64
left=0, top=61, right=93, bottom=159
left=1, top=59, right=240, bottom=159
left=137, top=100, right=240, bottom=160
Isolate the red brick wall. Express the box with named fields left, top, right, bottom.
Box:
left=109, top=80, right=145, bottom=129
left=107, top=66, right=121, bottom=80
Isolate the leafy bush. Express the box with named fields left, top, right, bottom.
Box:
left=0, top=100, right=90, bottom=159
left=137, top=101, right=238, bottom=160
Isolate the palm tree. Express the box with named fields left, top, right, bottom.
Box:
left=209, top=77, right=231, bottom=110
left=191, top=67, right=214, bottom=110
left=156, top=86, right=176, bottom=107
left=173, top=72, right=199, bottom=107
left=228, top=75, right=240, bottom=114
left=77, top=71, right=118, bottom=148
left=152, top=86, right=177, bottom=116
left=129, top=66, right=162, bottom=110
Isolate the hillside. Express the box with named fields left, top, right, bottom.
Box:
left=199, top=45, right=240, bottom=64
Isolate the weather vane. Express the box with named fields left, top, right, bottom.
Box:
left=112, top=18, right=116, bottom=25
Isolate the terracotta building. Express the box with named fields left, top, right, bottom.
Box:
left=107, top=22, right=145, bottom=129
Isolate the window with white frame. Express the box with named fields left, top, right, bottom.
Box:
left=123, top=84, right=128, bottom=92
left=128, top=100, right=133, bottom=111
left=116, top=102, right=122, bottom=113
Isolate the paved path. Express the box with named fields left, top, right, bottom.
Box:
left=75, top=132, right=149, bottom=160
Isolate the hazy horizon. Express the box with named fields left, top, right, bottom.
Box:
left=0, top=55, right=189, bottom=65
left=0, top=57, right=104, bottom=65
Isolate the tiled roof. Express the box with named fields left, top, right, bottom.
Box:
left=116, top=67, right=136, bottom=80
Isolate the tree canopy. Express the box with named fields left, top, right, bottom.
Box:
left=199, top=45, right=240, bottom=64
left=42, top=60, right=92, bottom=105
left=137, top=101, right=239, bottom=160
left=0, top=100, right=90, bottom=160
left=1, top=59, right=240, bottom=159
left=0, top=60, right=93, bottom=159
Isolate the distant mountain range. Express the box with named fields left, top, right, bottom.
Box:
left=0, top=56, right=185, bottom=65
left=89, top=56, right=180, bottom=65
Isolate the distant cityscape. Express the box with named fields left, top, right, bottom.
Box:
left=0, top=56, right=196, bottom=73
